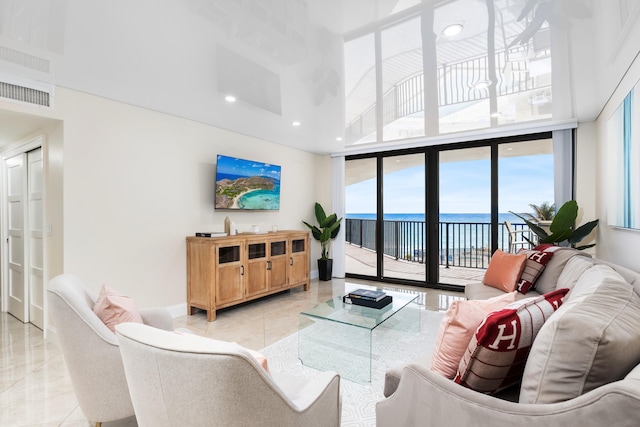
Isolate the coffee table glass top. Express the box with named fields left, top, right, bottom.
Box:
left=300, top=289, right=419, bottom=330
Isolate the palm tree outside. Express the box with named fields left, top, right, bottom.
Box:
left=522, top=201, right=556, bottom=222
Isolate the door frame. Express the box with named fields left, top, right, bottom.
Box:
left=1, top=135, right=46, bottom=326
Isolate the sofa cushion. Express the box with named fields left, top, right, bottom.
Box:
left=483, top=250, right=527, bottom=292
left=533, top=246, right=591, bottom=294
left=556, top=256, right=596, bottom=291
left=516, top=249, right=555, bottom=294
left=93, top=283, right=144, bottom=333
left=431, top=292, right=517, bottom=378
left=519, top=265, right=640, bottom=403
left=465, top=282, right=537, bottom=301
left=455, top=288, right=569, bottom=394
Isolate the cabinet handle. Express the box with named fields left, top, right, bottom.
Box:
left=267, top=261, right=272, bottom=271
left=290, top=257, right=293, bottom=266
left=241, top=265, right=244, bottom=276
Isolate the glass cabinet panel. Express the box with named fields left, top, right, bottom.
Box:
left=218, top=245, right=240, bottom=264
left=248, top=243, right=266, bottom=259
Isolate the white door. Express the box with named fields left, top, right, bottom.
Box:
left=28, top=148, right=44, bottom=329
left=5, top=153, right=27, bottom=322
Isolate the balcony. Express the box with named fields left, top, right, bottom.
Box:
left=345, top=218, right=532, bottom=286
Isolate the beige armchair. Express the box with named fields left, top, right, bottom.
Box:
left=115, top=322, right=342, bottom=427
left=47, top=274, right=173, bottom=426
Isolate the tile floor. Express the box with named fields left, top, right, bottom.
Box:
left=0, top=277, right=464, bottom=427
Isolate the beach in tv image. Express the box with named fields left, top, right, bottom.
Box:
left=215, top=155, right=281, bottom=210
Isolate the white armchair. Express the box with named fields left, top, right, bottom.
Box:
left=115, top=322, right=342, bottom=427
left=47, top=274, right=173, bottom=426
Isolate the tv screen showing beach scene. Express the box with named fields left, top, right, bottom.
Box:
left=215, top=155, right=281, bottom=210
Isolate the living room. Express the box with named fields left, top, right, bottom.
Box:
left=1, top=0, right=640, bottom=426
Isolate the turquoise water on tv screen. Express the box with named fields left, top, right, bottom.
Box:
left=238, top=186, right=280, bottom=210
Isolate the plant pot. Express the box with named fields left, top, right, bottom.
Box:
left=318, top=259, right=333, bottom=281
left=537, top=220, right=552, bottom=234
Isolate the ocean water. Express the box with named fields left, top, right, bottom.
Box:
left=238, top=185, right=280, bottom=210
left=346, top=212, right=529, bottom=254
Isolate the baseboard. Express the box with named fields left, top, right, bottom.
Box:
left=167, top=302, right=187, bottom=319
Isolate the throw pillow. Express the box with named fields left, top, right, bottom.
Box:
left=519, top=265, right=640, bottom=403
left=515, top=249, right=555, bottom=294
left=454, top=288, right=569, bottom=394
left=431, top=292, right=517, bottom=378
left=483, top=250, right=527, bottom=292
left=93, top=283, right=144, bottom=333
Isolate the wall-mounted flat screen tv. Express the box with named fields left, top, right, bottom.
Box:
left=215, top=155, right=281, bottom=210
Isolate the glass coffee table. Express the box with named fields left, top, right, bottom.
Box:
left=298, top=289, right=420, bottom=383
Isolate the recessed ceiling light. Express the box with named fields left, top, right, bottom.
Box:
left=336, top=137, right=343, bottom=141
left=473, top=80, right=490, bottom=90
left=490, top=112, right=502, bottom=118
left=292, top=121, right=301, bottom=127
left=225, top=95, right=236, bottom=103
left=442, top=24, right=464, bottom=37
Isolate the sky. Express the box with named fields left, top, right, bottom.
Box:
left=345, top=154, right=554, bottom=215
left=216, top=155, right=281, bottom=181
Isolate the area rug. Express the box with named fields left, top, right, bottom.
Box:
left=261, top=308, right=444, bottom=426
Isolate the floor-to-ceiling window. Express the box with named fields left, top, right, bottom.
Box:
left=382, top=153, right=426, bottom=280
left=344, top=133, right=556, bottom=290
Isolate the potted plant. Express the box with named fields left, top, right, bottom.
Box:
left=511, top=200, right=599, bottom=250
left=302, top=202, right=342, bottom=281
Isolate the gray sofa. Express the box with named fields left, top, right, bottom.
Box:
left=377, top=249, right=640, bottom=426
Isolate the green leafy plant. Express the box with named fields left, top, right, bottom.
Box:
left=302, top=202, right=342, bottom=260
left=510, top=200, right=598, bottom=250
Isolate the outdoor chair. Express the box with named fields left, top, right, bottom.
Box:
left=505, top=221, right=535, bottom=253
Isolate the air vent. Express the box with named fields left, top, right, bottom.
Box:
left=0, top=80, right=52, bottom=107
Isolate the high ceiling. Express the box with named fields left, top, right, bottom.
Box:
left=0, top=0, right=632, bottom=154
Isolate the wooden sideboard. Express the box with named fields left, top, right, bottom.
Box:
left=186, top=230, right=310, bottom=321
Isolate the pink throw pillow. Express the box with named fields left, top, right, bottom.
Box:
left=483, top=250, right=527, bottom=292
left=431, top=292, right=518, bottom=378
left=454, top=288, right=569, bottom=394
left=93, top=284, right=143, bottom=333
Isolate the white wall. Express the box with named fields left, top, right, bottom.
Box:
left=593, top=51, right=640, bottom=272
left=51, top=87, right=324, bottom=309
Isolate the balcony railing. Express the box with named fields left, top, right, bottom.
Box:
left=345, top=218, right=531, bottom=269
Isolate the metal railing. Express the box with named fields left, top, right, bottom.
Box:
left=345, top=218, right=532, bottom=269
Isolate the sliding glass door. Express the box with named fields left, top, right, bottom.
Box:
left=344, top=132, right=558, bottom=290
left=382, top=153, right=426, bottom=280
left=345, top=157, right=378, bottom=277
left=438, top=147, right=491, bottom=286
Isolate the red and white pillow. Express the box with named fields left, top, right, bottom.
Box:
left=431, top=291, right=517, bottom=378
left=454, top=288, right=569, bottom=394
left=516, top=249, right=555, bottom=293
